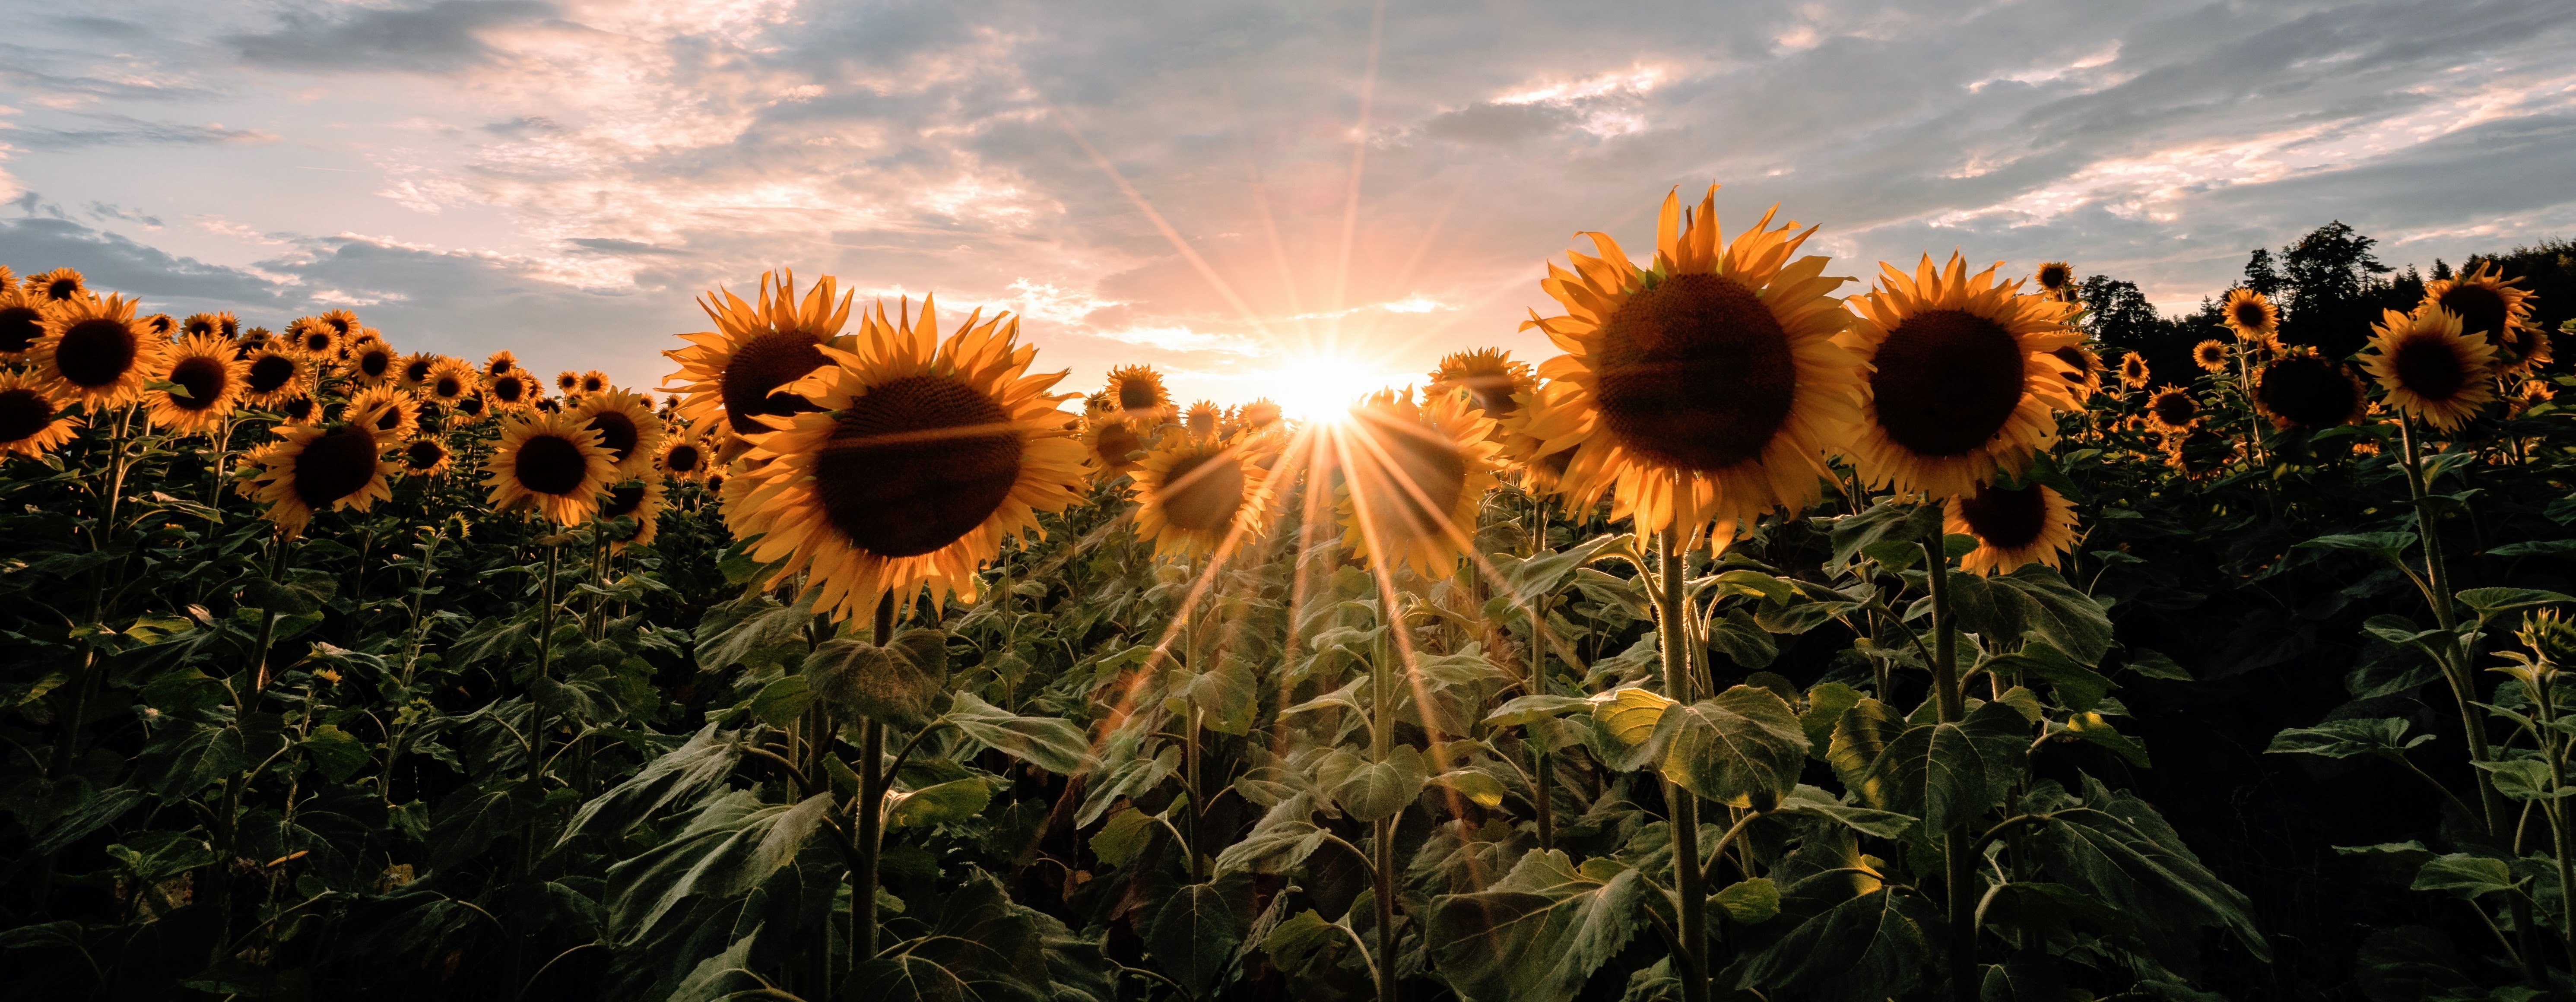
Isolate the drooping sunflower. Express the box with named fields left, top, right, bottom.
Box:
left=349, top=384, right=422, bottom=441
left=0, top=371, right=79, bottom=460
left=286, top=318, right=339, bottom=358
left=2116, top=352, right=2151, bottom=390
left=238, top=422, right=396, bottom=537
left=25, top=268, right=90, bottom=304
left=2359, top=307, right=2497, bottom=431
left=484, top=350, right=520, bottom=380
left=2220, top=288, right=2279, bottom=346
left=1843, top=253, right=2084, bottom=498
left=145, top=333, right=249, bottom=434
left=180, top=311, right=239, bottom=340
left=2193, top=339, right=2231, bottom=373
left=31, top=293, right=165, bottom=409
left=2046, top=343, right=2104, bottom=401
left=1945, top=481, right=2078, bottom=577
left=397, top=435, right=454, bottom=478
left=0, top=285, right=52, bottom=363
left=578, top=370, right=609, bottom=396
left=485, top=410, right=618, bottom=524
left=659, top=433, right=710, bottom=481
left=241, top=347, right=310, bottom=409
left=728, top=296, right=1087, bottom=623
left=348, top=339, right=400, bottom=386
left=664, top=270, right=854, bottom=439
left=1133, top=434, right=1271, bottom=560
left=2422, top=261, right=2541, bottom=375
left=485, top=368, right=538, bottom=411
left=1335, top=388, right=1503, bottom=579
left=574, top=387, right=665, bottom=479
left=2144, top=385, right=2199, bottom=434
left=598, top=478, right=666, bottom=551
left=422, top=357, right=476, bottom=406
left=1494, top=378, right=1584, bottom=495
left=1428, top=347, right=1539, bottom=426
left=1104, top=364, right=1174, bottom=424
left=2252, top=349, right=2366, bottom=431
left=1517, top=185, right=1862, bottom=531
left=2513, top=377, right=2557, bottom=417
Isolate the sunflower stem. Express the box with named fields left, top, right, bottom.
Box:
left=1656, top=527, right=1709, bottom=1002
left=851, top=593, right=896, bottom=992
left=1922, top=529, right=1976, bottom=1002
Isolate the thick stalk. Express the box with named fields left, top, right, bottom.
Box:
left=2400, top=420, right=2512, bottom=837
left=1370, top=617, right=1399, bottom=1002
left=1657, top=529, right=1708, bottom=1002
left=851, top=593, right=897, bottom=989
left=1923, top=533, right=1975, bottom=1002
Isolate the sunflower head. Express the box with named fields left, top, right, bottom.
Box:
left=2252, top=349, right=2366, bottom=431
left=424, top=358, right=476, bottom=404
left=580, top=369, right=609, bottom=395
left=1844, top=253, right=2084, bottom=497
left=2116, top=352, right=2151, bottom=390
left=2046, top=343, right=2104, bottom=401
left=484, top=410, right=618, bottom=525
left=2034, top=261, right=2073, bottom=294
left=2513, top=377, right=2556, bottom=417
left=398, top=436, right=454, bottom=478
left=1183, top=400, right=1222, bottom=439
left=1104, top=364, right=1174, bottom=424
left=456, top=393, right=487, bottom=419
left=0, top=371, right=80, bottom=461
left=2142, top=385, right=2199, bottom=434
left=663, top=269, right=853, bottom=438
left=140, top=314, right=178, bottom=340
left=241, top=348, right=311, bottom=408
left=1520, top=184, right=1861, bottom=531
left=599, top=478, right=666, bottom=551
left=239, top=421, right=396, bottom=538
left=486, top=368, right=537, bottom=409
left=1335, top=388, right=1503, bottom=580
left=574, top=387, right=666, bottom=479
left=25, top=268, right=90, bottom=304
left=146, top=333, right=249, bottom=434
left=287, top=317, right=339, bottom=358
left=318, top=308, right=361, bottom=339
left=2193, top=339, right=2231, bottom=373
left=1237, top=398, right=1283, bottom=431
left=485, top=349, right=520, bottom=379
left=727, top=294, right=1086, bottom=623
left=2359, top=307, right=2497, bottom=431
left=33, top=293, right=165, bottom=409
left=2423, top=261, right=2541, bottom=375
left=0, top=285, right=53, bottom=362
left=350, top=384, right=422, bottom=441
left=2221, top=288, right=2279, bottom=345
left=181, top=312, right=238, bottom=340
left=239, top=327, right=274, bottom=354
left=1945, top=481, right=2078, bottom=577
left=660, top=433, right=710, bottom=481
left=276, top=394, right=319, bottom=426
left=1429, top=347, right=1538, bottom=422
left=350, top=340, right=400, bottom=385
left=1133, top=434, right=1271, bottom=560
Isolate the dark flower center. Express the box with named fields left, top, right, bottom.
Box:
left=2037, top=265, right=2070, bottom=290
left=43, top=278, right=81, bottom=301
left=814, top=374, right=1020, bottom=558
left=1093, top=422, right=1141, bottom=467
left=666, top=443, right=702, bottom=472
left=601, top=482, right=647, bottom=520
left=2150, top=390, right=2198, bottom=427
left=248, top=354, right=297, bottom=394
left=55, top=317, right=140, bottom=388
left=0, top=388, right=56, bottom=442
left=494, top=376, right=527, bottom=403
left=434, top=375, right=463, bottom=399
left=2256, top=356, right=2357, bottom=429
left=303, top=332, right=332, bottom=353
left=292, top=426, right=381, bottom=508
left=719, top=332, right=828, bottom=434
left=281, top=397, right=315, bottom=421
left=168, top=355, right=229, bottom=411
left=2392, top=333, right=2468, bottom=401
left=1592, top=272, right=1796, bottom=471
left=0, top=306, right=43, bottom=353
left=405, top=439, right=447, bottom=470
left=457, top=395, right=485, bottom=416
left=1871, top=309, right=2026, bottom=457
left=1158, top=451, right=1244, bottom=532
left=2438, top=285, right=2508, bottom=341
left=2232, top=301, right=2268, bottom=330
left=359, top=350, right=391, bottom=377
left=1117, top=379, right=1161, bottom=412
left=404, top=359, right=434, bottom=384
left=1957, top=482, right=2047, bottom=549
left=371, top=400, right=407, bottom=431
left=514, top=434, right=590, bottom=495
left=586, top=409, right=640, bottom=463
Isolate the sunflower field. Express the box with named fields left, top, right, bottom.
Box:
left=4, top=187, right=2576, bottom=1002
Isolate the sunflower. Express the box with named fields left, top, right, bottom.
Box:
left=346, top=339, right=399, bottom=386
left=349, top=384, right=422, bottom=441
left=2144, top=385, right=2199, bottom=434
left=145, top=333, right=249, bottom=434
left=1180, top=400, right=1222, bottom=439
left=485, top=368, right=538, bottom=411
left=180, top=311, right=239, bottom=340
left=238, top=422, right=396, bottom=537
left=275, top=394, right=319, bottom=426
left=728, top=295, right=1087, bottom=623
left=485, top=350, right=520, bottom=380
left=238, top=327, right=274, bottom=355
left=0, top=371, right=79, bottom=460
left=397, top=436, right=454, bottom=478
left=1133, top=434, right=1271, bottom=560
left=423, top=357, right=476, bottom=406
left=2252, top=349, right=2366, bottom=431
left=1335, top=388, right=1503, bottom=579
left=455, top=393, right=488, bottom=420
left=2116, top=352, right=2151, bottom=390
left=2423, top=261, right=2541, bottom=375
left=659, top=432, right=711, bottom=481
left=2193, top=339, right=2231, bottom=373
left=2359, top=307, right=2497, bottom=431
left=555, top=371, right=581, bottom=396
left=31, top=293, right=165, bottom=409
left=317, top=308, right=361, bottom=340
left=598, top=478, right=666, bottom=551
left=1494, top=378, right=1583, bottom=495
left=25, top=268, right=90, bottom=304
left=1945, top=482, right=2078, bottom=576
left=141, top=314, right=179, bottom=340
left=1085, top=416, right=1150, bottom=477
left=286, top=318, right=339, bottom=358
left=574, top=387, right=665, bottom=479
left=1104, top=364, right=1174, bottom=423
left=1843, top=253, right=2084, bottom=498
left=2034, top=261, right=2074, bottom=299
left=1518, top=185, right=1861, bottom=532
left=241, top=347, right=311, bottom=409
left=664, top=271, right=855, bottom=440
left=2513, top=377, right=2557, bottom=417
left=0, top=285, right=52, bottom=363
left=2046, top=343, right=2104, bottom=401
left=1237, top=398, right=1283, bottom=433
left=485, top=410, right=618, bottom=524
left=579, top=369, right=609, bottom=396
left=2220, top=288, right=2279, bottom=347
left=1428, top=347, right=1539, bottom=425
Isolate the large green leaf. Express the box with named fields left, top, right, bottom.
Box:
left=807, top=628, right=949, bottom=728
left=889, top=777, right=993, bottom=829
left=602, top=790, right=835, bottom=942
left=300, top=725, right=368, bottom=783
left=1427, top=850, right=1647, bottom=1002
left=1828, top=498, right=1944, bottom=568
left=1979, top=566, right=2114, bottom=665
left=2412, top=854, right=2517, bottom=898
left=1659, top=685, right=1809, bottom=808
left=852, top=867, right=1052, bottom=1002
left=2024, top=777, right=2270, bottom=964
left=557, top=725, right=743, bottom=850
left=1980, top=642, right=2114, bottom=711
left=946, top=692, right=1092, bottom=775
left=1332, top=744, right=1428, bottom=822
left=1146, top=878, right=1252, bottom=997
left=692, top=590, right=818, bottom=673
left=1724, top=886, right=1935, bottom=1000
left=1826, top=699, right=2027, bottom=832
left=2265, top=718, right=2432, bottom=761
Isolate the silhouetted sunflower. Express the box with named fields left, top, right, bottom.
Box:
left=2144, top=385, right=2198, bottom=434
left=141, top=314, right=178, bottom=340
left=25, top=268, right=90, bottom=304
left=1517, top=185, right=1860, bottom=532
left=2193, top=339, right=2230, bottom=373
left=1133, top=434, right=1270, bottom=560
left=2252, top=349, right=2366, bottom=431
left=485, top=368, right=537, bottom=411
left=146, top=333, right=249, bottom=434
left=485, top=350, right=520, bottom=379
left=0, top=285, right=51, bottom=363
left=1336, top=388, right=1503, bottom=579
left=1945, top=482, right=2078, bottom=576
left=455, top=393, right=487, bottom=420
left=238, top=422, right=394, bottom=537
left=2422, top=262, right=2541, bottom=375
left=663, top=270, right=852, bottom=438
left=599, top=478, right=665, bottom=551
left=659, top=433, right=709, bottom=481
left=1844, top=253, right=2083, bottom=497
left=2221, top=288, right=2280, bottom=347
left=238, top=327, right=274, bottom=355
left=1428, top=347, right=1537, bottom=425
left=2512, top=377, right=2556, bottom=417
left=574, top=387, right=664, bottom=479
left=2359, top=307, right=2496, bottom=431
left=32, top=293, right=165, bottom=409
left=349, top=384, right=422, bottom=441
left=398, top=436, right=454, bottom=478
left=2034, top=261, right=2074, bottom=298
left=0, top=371, right=79, bottom=460
left=485, top=410, right=617, bottom=524
left=2117, top=352, right=2151, bottom=390
left=423, top=358, right=475, bottom=406
left=728, top=296, right=1086, bottom=623
left=349, top=339, right=400, bottom=386
left=241, top=348, right=310, bottom=409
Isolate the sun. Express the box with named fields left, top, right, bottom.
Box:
left=1261, top=351, right=1414, bottom=423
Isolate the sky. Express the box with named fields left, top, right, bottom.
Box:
left=3, top=0, right=2572, bottom=413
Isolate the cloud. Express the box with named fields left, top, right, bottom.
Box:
left=231, top=1, right=558, bottom=73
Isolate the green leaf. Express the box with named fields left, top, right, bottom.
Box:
left=301, top=725, right=368, bottom=783
left=806, top=628, right=949, bottom=728
left=1212, top=819, right=1327, bottom=875
left=1435, top=768, right=1509, bottom=809
left=2457, top=587, right=2576, bottom=618
left=1772, top=785, right=1918, bottom=839
left=2024, top=777, right=2269, bottom=963
left=1705, top=568, right=1796, bottom=602
left=1659, top=685, right=1810, bottom=808
left=747, top=673, right=811, bottom=729
left=1982, top=642, right=2115, bottom=711
left=558, top=725, right=742, bottom=850
left=1591, top=686, right=1677, bottom=746
left=1799, top=683, right=1863, bottom=760
left=2124, top=648, right=2192, bottom=681
left=1981, top=566, right=2115, bottom=665
left=889, top=777, right=993, bottom=829
left=1262, top=909, right=1353, bottom=981
left=946, top=692, right=1091, bottom=775
left=1427, top=850, right=1649, bottom=1002
left=1090, top=806, right=1156, bottom=869
left=2266, top=718, right=2433, bottom=760
left=2412, top=854, right=2518, bottom=897
left=2294, top=532, right=2417, bottom=564
left=851, top=866, right=1050, bottom=1002
left=1713, top=877, right=1781, bottom=924
left=1707, top=608, right=1778, bottom=669
left=1332, top=744, right=1428, bottom=822
left=1146, top=879, right=1250, bottom=996
left=1723, top=888, right=1935, bottom=1000
left=1829, top=498, right=1944, bottom=568
left=1485, top=694, right=1592, bottom=728
left=2471, top=759, right=2573, bottom=801
left=141, top=666, right=227, bottom=714
left=2064, top=712, right=2150, bottom=767
left=1826, top=699, right=2028, bottom=832
left=603, top=790, right=835, bottom=944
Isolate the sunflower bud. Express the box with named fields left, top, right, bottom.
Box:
left=2520, top=609, right=2576, bottom=668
